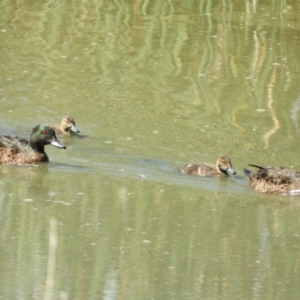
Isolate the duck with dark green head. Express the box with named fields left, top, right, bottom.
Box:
left=0, top=124, right=66, bottom=165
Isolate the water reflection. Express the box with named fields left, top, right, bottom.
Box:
left=0, top=164, right=49, bottom=199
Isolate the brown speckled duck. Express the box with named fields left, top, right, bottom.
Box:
left=0, top=124, right=66, bottom=165
left=52, top=116, right=80, bottom=135
left=179, top=154, right=237, bottom=177
left=244, top=164, right=300, bottom=194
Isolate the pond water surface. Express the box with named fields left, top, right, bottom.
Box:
left=1, top=1, right=300, bottom=299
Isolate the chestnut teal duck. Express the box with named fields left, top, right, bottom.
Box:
left=179, top=154, right=237, bottom=177
left=244, top=164, right=300, bottom=194
left=52, top=116, right=80, bottom=135
left=0, top=124, right=66, bottom=165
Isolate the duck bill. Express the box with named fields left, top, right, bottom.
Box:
left=50, top=136, right=66, bottom=149
left=226, top=167, right=237, bottom=176
left=70, top=124, right=80, bottom=133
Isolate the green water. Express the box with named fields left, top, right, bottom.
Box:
left=1, top=1, right=300, bottom=299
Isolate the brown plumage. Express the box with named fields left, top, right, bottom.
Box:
left=0, top=125, right=66, bottom=165
left=52, top=116, right=80, bottom=135
left=244, top=164, right=300, bottom=194
left=179, top=154, right=237, bottom=177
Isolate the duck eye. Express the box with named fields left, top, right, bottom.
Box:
left=41, top=130, right=47, bottom=134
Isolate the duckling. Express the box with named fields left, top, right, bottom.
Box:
left=179, top=154, right=237, bottom=177
left=52, top=116, right=80, bottom=135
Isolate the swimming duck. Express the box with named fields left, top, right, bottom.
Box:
left=244, top=164, right=300, bottom=194
left=52, top=116, right=80, bottom=135
left=179, top=154, right=237, bottom=177
left=0, top=124, right=66, bottom=165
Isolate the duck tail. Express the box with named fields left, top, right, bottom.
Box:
left=244, top=168, right=252, bottom=178
left=248, top=164, right=263, bottom=169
